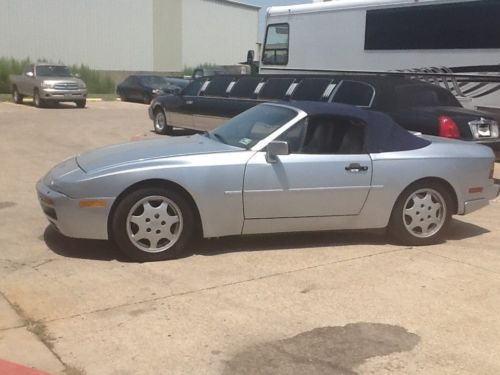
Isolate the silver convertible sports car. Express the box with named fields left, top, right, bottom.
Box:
left=37, top=102, right=499, bottom=261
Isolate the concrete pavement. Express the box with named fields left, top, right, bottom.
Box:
left=0, top=101, right=499, bottom=374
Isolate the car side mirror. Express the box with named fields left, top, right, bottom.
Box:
left=26, top=71, right=34, bottom=77
left=265, top=141, right=289, bottom=163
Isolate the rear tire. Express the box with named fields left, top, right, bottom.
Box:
left=33, top=89, right=45, bottom=108
left=75, top=99, right=86, bottom=108
left=153, top=108, right=173, bottom=135
left=12, top=86, right=23, bottom=104
left=389, top=181, right=453, bottom=245
left=112, top=187, right=195, bottom=262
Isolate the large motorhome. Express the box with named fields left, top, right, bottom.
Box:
left=260, top=0, right=500, bottom=109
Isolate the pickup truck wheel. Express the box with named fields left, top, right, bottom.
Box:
left=153, top=108, right=173, bottom=135
left=33, top=89, right=45, bottom=108
left=12, top=87, right=23, bottom=104
left=75, top=99, right=86, bottom=108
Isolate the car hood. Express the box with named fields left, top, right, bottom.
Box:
left=40, top=76, right=85, bottom=84
left=76, top=134, right=238, bottom=173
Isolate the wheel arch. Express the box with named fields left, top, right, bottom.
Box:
left=393, top=176, right=458, bottom=216
left=107, top=179, right=203, bottom=240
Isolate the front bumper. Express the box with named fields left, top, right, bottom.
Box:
left=36, top=179, right=114, bottom=240
left=40, top=88, right=87, bottom=102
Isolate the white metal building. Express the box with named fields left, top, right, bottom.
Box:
left=0, top=0, right=259, bottom=72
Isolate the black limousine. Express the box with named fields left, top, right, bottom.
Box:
left=148, top=74, right=500, bottom=157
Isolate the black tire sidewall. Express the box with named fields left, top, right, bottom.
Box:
left=154, top=109, right=172, bottom=135
left=389, top=181, right=453, bottom=246
left=34, top=90, right=44, bottom=108
left=112, top=187, right=195, bottom=261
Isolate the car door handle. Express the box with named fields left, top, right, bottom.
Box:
left=345, top=163, right=369, bottom=172
left=186, top=100, right=193, bottom=105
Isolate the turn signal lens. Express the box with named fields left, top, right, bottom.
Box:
left=438, top=116, right=460, bottom=138
left=79, top=200, right=106, bottom=208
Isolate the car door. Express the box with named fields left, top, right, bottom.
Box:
left=20, top=65, right=35, bottom=95
left=243, top=116, right=372, bottom=219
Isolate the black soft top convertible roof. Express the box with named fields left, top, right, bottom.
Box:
left=280, top=101, right=431, bottom=153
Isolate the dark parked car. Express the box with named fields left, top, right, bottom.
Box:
left=148, top=74, right=500, bottom=157
left=117, top=75, right=190, bottom=104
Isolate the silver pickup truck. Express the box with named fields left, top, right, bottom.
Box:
left=10, top=64, right=87, bottom=108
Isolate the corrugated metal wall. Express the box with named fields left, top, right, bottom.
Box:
left=0, top=0, right=155, bottom=70
left=182, top=0, right=259, bottom=69
left=0, top=0, right=258, bottom=72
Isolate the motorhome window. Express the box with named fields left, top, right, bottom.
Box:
left=258, top=78, right=295, bottom=100
left=202, top=76, right=234, bottom=97
left=365, top=2, right=500, bottom=50
left=262, top=23, right=289, bottom=65
left=229, top=77, right=262, bottom=98
left=395, top=85, right=461, bottom=108
left=331, top=81, right=374, bottom=107
left=292, top=78, right=333, bottom=101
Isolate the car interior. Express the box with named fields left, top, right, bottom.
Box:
left=278, top=115, right=366, bottom=154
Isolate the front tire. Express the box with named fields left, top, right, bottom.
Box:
left=112, top=187, right=195, bottom=261
left=75, top=99, right=86, bottom=108
left=33, top=89, right=45, bottom=108
left=153, top=108, right=173, bottom=135
left=12, top=86, right=23, bottom=104
left=389, top=181, right=453, bottom=246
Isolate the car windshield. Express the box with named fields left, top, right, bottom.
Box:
left=36, top=65, right=72, bottom=77
left=139, top=76, right=169, bottom=88
left=209, top=105, right=298, bottom=149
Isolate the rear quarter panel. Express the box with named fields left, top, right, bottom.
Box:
left=362, top=139, right=495, bottom=228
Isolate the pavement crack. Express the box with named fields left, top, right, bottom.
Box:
left=0, top=290, right=79, bottom=374
left=422, top=250, right=500, bottom=276
left=42, top=246, right=412, bottom=325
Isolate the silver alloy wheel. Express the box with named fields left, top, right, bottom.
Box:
left=402, top=188, right=446, bottom=238
left=126, top=195, right=183, bottom=253
left=154, top=111, right=166, bottom=132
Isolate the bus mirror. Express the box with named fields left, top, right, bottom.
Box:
left=246, top=50, right=254, bottom=64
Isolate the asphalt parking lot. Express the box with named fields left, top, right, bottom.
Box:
left=0, top=100, right=499, bottom=375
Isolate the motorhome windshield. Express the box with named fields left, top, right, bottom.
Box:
left=262, top=23, right=289, bottom=65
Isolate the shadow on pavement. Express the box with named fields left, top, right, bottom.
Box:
left=43, top=226, right=129, bottom=262
left=445, top=217, right=490, bottom=240
left=44, top=217, right=489, bottom=261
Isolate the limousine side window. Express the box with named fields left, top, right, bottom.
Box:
left=395, top=84, right=460, bottom=108
left=183, top=79, right=205, bottom=96
left=292, top=78, right=335, bottom=101
left=262, top=23, right=289, bottom=65
left=258, top=77, right=295, bottom=100
left=201, top=76, right=234, bottom=96
left=229, top=76, right=263, bottom=98
left=331, top=81, right=375, bottom=107
left=277, top=116, right=366, bottom=154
